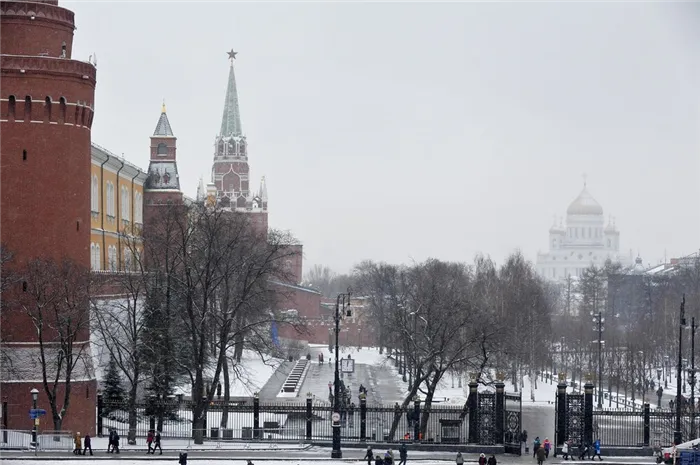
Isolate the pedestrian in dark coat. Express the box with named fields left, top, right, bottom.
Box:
left=153, top=431, right=162, bottom=455
left=83, top=434, right=93, bottom=456
left=536, top=446, right=546, bottom=465
left=375, top=455, right=385, bottom=465
left=363, top=446, right=374, bottom=465
left=107, top=429, right=114, bottom=453
left=487, top=454, right=497, bottom=465
left=398, top=443, right=407, bottom=465
left=478, top=453, right=487, bottom=465
left=112, top=431, right=120, bottom=454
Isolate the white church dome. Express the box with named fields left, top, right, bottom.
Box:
left=566, top=187, right=603, bottom=216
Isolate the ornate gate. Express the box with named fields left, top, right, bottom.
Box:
left=566, top=393, right=585, bottom=446
left=478, top=392, right=497, bottom=445
left=504, top=392, right=522, bottom=455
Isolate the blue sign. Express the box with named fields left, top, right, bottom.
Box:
left=29, top=409, right=46, bottom=419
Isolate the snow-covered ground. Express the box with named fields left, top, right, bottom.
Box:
left=172, top=350, right=281, bottom=397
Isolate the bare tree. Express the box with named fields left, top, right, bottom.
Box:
left=304, top=264, right=336, bottom=297
left=91, top=233, right=149, bottom=444
left=0, top=244, right=17, bottom=375
left=17, top=258, right=93, bottom=431
left=157, top=203, right=300, bottom=444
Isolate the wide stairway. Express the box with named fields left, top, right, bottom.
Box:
left=277, top=359, right=310, bottom=398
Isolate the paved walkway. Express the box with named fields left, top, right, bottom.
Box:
left=302, top=348, right=405, bottom=405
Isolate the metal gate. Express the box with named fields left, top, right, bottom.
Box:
left=566, top=393, right=585, bottom=446
left=504, top=392, right=522, bottom=455
left=478, top=393, right=497, bottom=445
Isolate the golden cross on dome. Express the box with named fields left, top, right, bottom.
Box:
left=227, top=49, right=238, bottom=62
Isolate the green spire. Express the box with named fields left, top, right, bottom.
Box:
left=220, top=50, right=243, bottom=137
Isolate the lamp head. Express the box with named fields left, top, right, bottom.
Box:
left=30, top=388, right=39, bottom=401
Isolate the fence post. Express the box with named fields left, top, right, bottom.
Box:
left=306, top=393, right=313, bottom=441
left=584, top=380, right=594, bottom=446
left=643, top=403, right=650, bottom=446
left=96, top=394, right=103, bottom=437
left=253, top=393, right=260, bottom=439
left=495, top=378, right=505, bottom=445
left=556, top=374, right=568, bottom=448
left=413, top=395, right=421, bottom=442
left=360, top=394, right=367, bottom=441
left=468, top=379, right=479, bottom=444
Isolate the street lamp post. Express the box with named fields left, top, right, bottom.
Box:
left=592, top=311, right=605, bottom=408
left=690, top=317, right=697, bottom=439
left=331, top=289, right=352, bottom=459
left=674, top=294, right=686, bottom=446
left=665, top=355, right=670, bottom=389
left=30, top=388, right=39, bottom=451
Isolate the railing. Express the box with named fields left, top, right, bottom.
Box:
left=99, top=399, right=474, bottom=445
left=0, top=430, right=33, bottom=450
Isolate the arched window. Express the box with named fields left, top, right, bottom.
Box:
left=24, top=96, right=32, bottom=122
left=108, top=246, right=117, bottom=271
left=8, top=95, right=16, bottom=121
left=59, top=97, right=66, bottom=124
left=121, top=186, right=130, bottom=221
left=106, top=182, right=115, bottom=217
left=157, top=143, right=168, bottom=155
left=44, top=97, right=52, bottom=123
left=123, top=248, right=132, bottom=271
left=81, top=105, right=87, bottom=126
left=134, top=192, right=143, bottom=224
left=90, top=243, right=101, bottom=270
left=74, top=104, right=81, bottom=126
left=91, top=175, right=99, bottom=212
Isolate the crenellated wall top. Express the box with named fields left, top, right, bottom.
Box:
left=1, top=55, right=96, bottom=85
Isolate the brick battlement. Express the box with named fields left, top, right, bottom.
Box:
left=1, top=55, right=96, bottom=85
left=1, top=1, right=75, bottom=29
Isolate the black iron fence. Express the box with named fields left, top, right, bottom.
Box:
left=556, top=379, right=699, bottom=449
left=98, top=382, right=520, bottom=447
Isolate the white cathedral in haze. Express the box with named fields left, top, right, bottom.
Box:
left=536, top=183, right=633, bottom=281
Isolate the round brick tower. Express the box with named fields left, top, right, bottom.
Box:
left=1, top=0, right=97, bottom=435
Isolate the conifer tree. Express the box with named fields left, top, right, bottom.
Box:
left=103, top=354, right=125, bottom=415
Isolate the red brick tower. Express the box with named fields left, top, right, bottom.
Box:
left=206, top=50, right=268, bottom=235
left=0, top=0, right=97, bottom=434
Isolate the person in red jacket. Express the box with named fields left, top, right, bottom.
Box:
left=146, top=430, right=154, bottom=454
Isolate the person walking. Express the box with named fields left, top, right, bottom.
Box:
left=578, top=443, right=588, bottom=460
left=112, top=430, right=120, bottom=454
left=533, top=436, right=541, bottom=458
left=543, top=437, right=552, bottom=458
left=487, top=454, right=497, bottom=465
left=82, top=433, right=93, bottom=456
left=592, top=439, right=603, bottom=460
left=73, top=432, right=82, bottom=455
left=456, top=452, right=465, bottom=465
left=107, top=428, right=114, bottom=453
left=562, top=441, right=569, bottom=460
left=364, top=446, right=374, bottom=465
left=398, top=443, right=407, bottom=465
left=146, top=430, right=154, bottom=454
left=152, top=430, right=162, bottom=455
left=536, top=445, right=547, bottom=465
left=479, top=453, right=487, bottom=465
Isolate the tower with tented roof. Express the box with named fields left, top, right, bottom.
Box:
left=207, top=50, right=268, bottom=234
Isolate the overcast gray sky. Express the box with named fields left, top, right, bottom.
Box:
left=67, top=1, right=700, bottom=275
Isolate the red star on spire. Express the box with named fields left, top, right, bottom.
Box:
left=227, top=49, right=238, bottom=61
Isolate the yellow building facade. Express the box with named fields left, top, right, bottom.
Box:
left=90, top=143, right=147, bottom=271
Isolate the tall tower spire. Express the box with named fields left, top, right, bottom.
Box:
left=220, top=49, right=243, bottom=137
